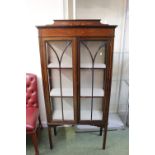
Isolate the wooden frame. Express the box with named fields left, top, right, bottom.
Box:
left=37, top=19, right=116, bottom=150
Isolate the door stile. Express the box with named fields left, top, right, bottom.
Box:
left=72, top=38, right=78, bottom=123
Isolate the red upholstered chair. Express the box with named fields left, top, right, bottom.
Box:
left=26, top=73, right=42, bottom=155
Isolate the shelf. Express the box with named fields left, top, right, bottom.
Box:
left=80, top=110, right=102, bottom=120
left=50, top=88, right=73, bottom=97
left=53, top=110, right=74, bottom=120
left=48, top=63, right=72, bottom=69
left=48, top=63, right=106, bottom=69
left=52, top=110, right=103, bottom=121
left=50, top=88, right=104, bottom=97
left=80, top=63, right=106, bottom=69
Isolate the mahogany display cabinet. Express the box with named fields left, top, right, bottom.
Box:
left=37, top=19, right=117, bottom=149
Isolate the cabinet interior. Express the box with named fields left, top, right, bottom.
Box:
left=46, top=40, right=106, bottom=121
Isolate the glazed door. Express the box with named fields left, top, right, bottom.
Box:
left=45, top=37, right=77, bottom=123
left=78, top=38, right=109, bottom=123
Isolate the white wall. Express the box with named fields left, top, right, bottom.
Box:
left=76, top=0, right=127, bottom=52
left=25, top=0, right=64, bottom=126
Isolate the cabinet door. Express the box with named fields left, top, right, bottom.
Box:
left=45, top=37, right=76, bottom=123
left=78, top=39, right=109, bottom=122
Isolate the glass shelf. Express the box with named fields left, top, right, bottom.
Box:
left=50, top=88, right=73, bottom=97
left=48, top=63, right=72, bottom=69
left=48, top=63, right=106, bottom=69
left=80, top=63, right=106, bottom=69
left=50, top=88, right=104, bottom=97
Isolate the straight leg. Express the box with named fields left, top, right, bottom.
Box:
left=99, top=127, right=102, bottom=136
left=38, top=116, right=43, bottom=129
left=102, top=126, right=108, bottom=149
left=31, top=132, right=39, bottom=155
left=48, top=126, right=53, bottom=149
left=54, top=126, right=57, bottom=136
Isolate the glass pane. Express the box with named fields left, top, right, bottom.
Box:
left=51, top=98, right=74, bottom=121
left=92, top=98, right=103, bottom=120
left=80, top=40, right=106, bottom=68
left=80, top=69, right=92, bottom=93
left=80, top=98, right=91, bottom=120
left=80, top=98, right=103, bottom=120
left=52, top=98, right=62, bottom=120
left=46, top=40, right=74, bottom=122
left=49, top=69, right=73, bottom=97
left=46, top=40, right=72, bottom=68
left=94, top=70, right=104, bottom=89
left=80, top=40, right=106, bottom=121
left=80, top=69, right=104, bottom=96
left=63, top=98, right=74, bottom=120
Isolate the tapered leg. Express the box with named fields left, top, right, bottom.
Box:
left=102, top=126, right=108, bottom=149
left=48, top=127, right=53, bottom=149
left=38, top=116, right=43, bottom=129
left=54, top=126, right=57, bottom=136
left=31, top=132, right=39, bottom=155
left=99, top=127, right=102, bottom=136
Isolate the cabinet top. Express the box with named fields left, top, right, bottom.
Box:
left=37, top=19, right=117, bottom=29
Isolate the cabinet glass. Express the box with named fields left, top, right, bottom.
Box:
left=46, top=40, right=74, bottom=121
left=80, top=40, right=106, bottom=121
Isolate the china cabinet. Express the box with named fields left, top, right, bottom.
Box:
left=37, top=19, right=117, bottom=149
